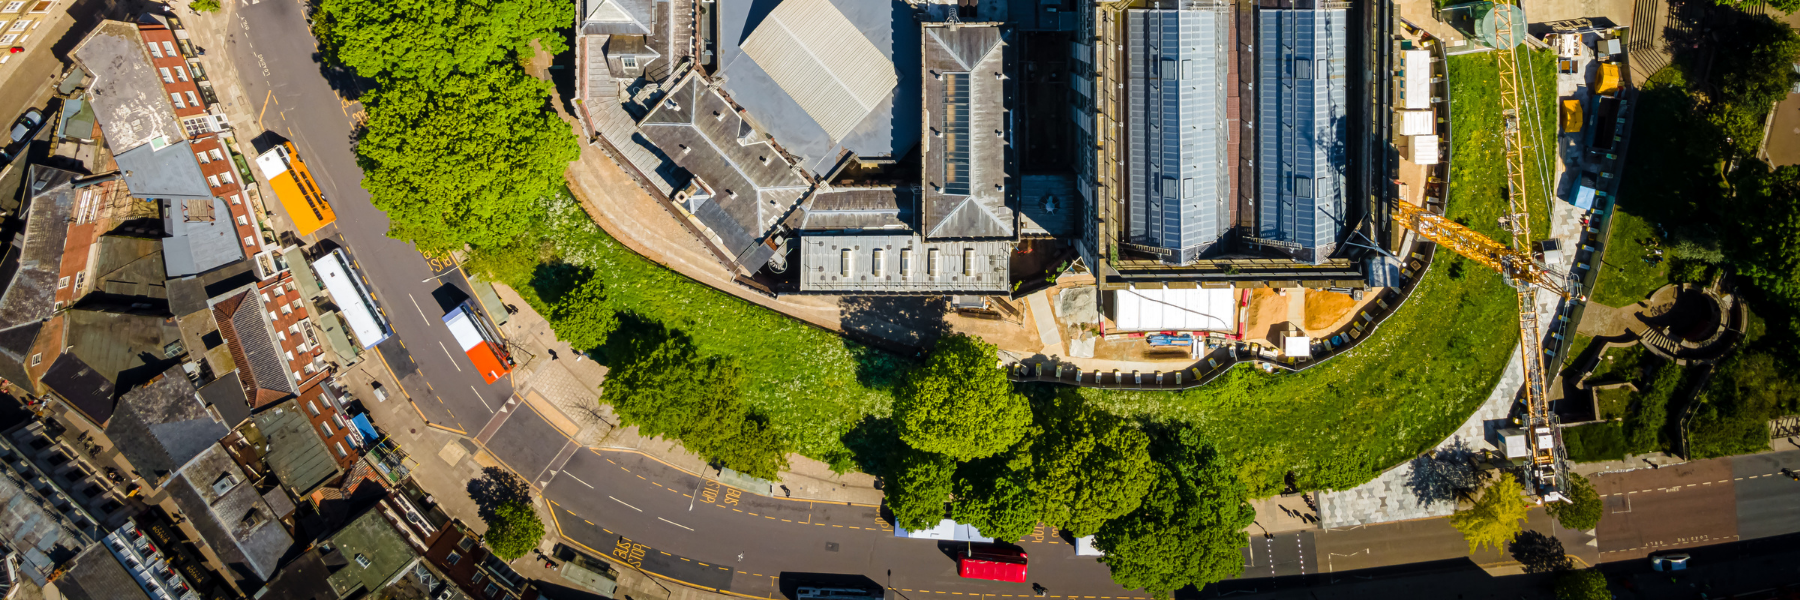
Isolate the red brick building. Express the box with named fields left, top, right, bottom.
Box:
left=298, top=382, right=359, bottom=469
left=423, top=521, right=540, bottom=600
left=212, top=271, right=326, bottom=410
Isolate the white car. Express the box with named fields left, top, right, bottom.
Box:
left=1650, top=553, right=1690, bottom=572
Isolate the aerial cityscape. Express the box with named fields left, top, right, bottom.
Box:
left=0, top=0, right=1796, bottom=598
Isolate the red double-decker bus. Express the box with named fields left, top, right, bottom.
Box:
left=957, top=546, right=1027, bottom=583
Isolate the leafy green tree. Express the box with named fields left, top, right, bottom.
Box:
left=894, top=334, right=1031, bottom=461
left=1030, top=393, right=1155, bottom=536
left=602, top=336, right=791, bottom=478
left=948, top=441, right=1039, bottom=542
left=1552, top=569, right=1611, bottom=600
left=191, top=0, right=221, bottom=12
left=886, top=448, right=955, bottom=531
left=482, top=500, right=544, bottom=560
left=1547, top=473, right=1602, bottom=531
left=1450, top=476, right=1531, bottom=553
left=1095, top=428, right=1255, bottom=598
left=355, top=66, right=578, bottom=255
left=315, top=0, right=569, bottom=81
left=548, top=277, right=617, bottom=352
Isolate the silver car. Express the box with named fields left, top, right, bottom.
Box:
left=9, top=108, right=43, bottom=143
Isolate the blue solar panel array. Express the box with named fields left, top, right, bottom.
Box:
left=1127, top=8, right=1230, bottom=265
left=1257, top=9, right=1349, bottom=264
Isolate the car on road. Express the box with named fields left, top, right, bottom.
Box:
left=957, top=544, right=1027, bottom=583
left=10, top=109, right=42, bottom=143
left=1650, top=553, right=1690, bottom=572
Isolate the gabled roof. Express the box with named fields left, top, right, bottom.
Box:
left=167, top=443, right=295, bottom=582
left=117, top=140, right=212, bottom=201
left=582, top=0, right=653, bottom=35
left=198, top=371, right=251, bottom=427
left=0, top=321, right=44, bottom=390
left=89, top=235, right=169, bottom=303
left=0, top=166, right=80, bottom=331
left=740, top=0, right=898, bottom=142
left=104, top=367, right=226, bottom=484
left=40, top=354, right=118, bottom=426
left=252, top=399, right=342, bottom=497
left=639, top=73, right=811, bottom=265
left=212, top=289, right=298, bottom=408
left=56, top=545, right=153, bottom=600
left=71, top=21, right=183, bottom=153
left=1127, top=8, right=1231, bottom=264
left=794, top=187, right=914, bottom=232
left=920, top=22, right=1012, bottom=240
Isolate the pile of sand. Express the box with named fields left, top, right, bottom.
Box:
left=1304, top=289, right=1358, bottom=331
left=1245, top=288, right=1289, bottom=344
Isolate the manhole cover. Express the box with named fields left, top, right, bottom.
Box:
left=826, top=542, right=840, bottom=552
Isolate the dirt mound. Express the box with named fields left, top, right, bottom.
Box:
left=1245, top=288, right=1287, bottom=343
left=1304, top=289, right=1358, bottom=331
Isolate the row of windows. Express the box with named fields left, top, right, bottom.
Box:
left=1, top=1, right=56, bottom=13
left=170, top=90, right=198, bottom=109
left=837, top=247, right=976, bottom=278
left=158, top=65, right=189, bottom=83
left=145, top=39, right=177, bottom=59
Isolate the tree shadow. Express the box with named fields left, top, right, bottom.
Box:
left=835, top=415, right=899, bottom=479
left=838, top=295, right=951, bottom=350
left=1403, top=438, right=1482, bottom=508
left=467, top=466, right=531, bottom=521
left=1508, top=530, right=1571, bottom=574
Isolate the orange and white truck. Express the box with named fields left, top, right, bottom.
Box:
left=254, top=141, right=337, bottom=236
left=443, top=299, right=513, bottom=384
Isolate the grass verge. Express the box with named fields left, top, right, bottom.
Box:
left=1564, top=421, right=1627, bottom=462
left=1590, top=207, right=1667, bottom=307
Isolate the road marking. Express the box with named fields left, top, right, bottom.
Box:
left=257, top=90, right=274, bottom=129
left=438, top=341, right=464, bottom=371
left=610, top=496, right=641, bottom=512
left=472, top=386, right=492, bottom=412
left=568, top=473, right=594, bottom=488
left=409, top=293, right=430, bottom=320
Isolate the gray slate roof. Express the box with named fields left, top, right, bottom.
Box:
left=581, top=0, right=653, bottom=35
left=640, top=73, right=810, bottom=265
left=72, top=21, right=183, bottom=153
left=63, top=307, right=184, bottom=394
left=198, top=371, right=251, bottom=427
left=0, top=321, right=44, bottom=391
left=163, top=196, right=246, bottom=278
left=1127, top=8, right=1231, bottom=264
left=91, top=235, right=168, bottom=302
left=104, top=367, right=227, bottom=483
left=168, top=443, right=295, bottom=582
left=117, top=140, right=213, bottom=201
left=793, top=187, right=914, bottom=232
left=0, top=166, right=79, bottom=331
left=920, top=23, right=1012, bottom=240
left=40, top=354, right=118, bottom=426
left=56, top=545, right=152, bottom=600
left=796, top=235, right=1010, bottom=294
left=167, top=260, right=257, bottom=317
left=1256, top=8, right=1349, bottom=264
left=252, top=400, right=342, bottom=497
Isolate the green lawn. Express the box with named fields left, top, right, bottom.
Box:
left=1564, top=421, right=1627, bottom=462
left=1590, top=207, right=1667, bottom=307
left=1443, top=50, right=1558, bottom=242
left=1594, top=386, right=1633, bottom=421
left=1077, top=52, right=1558, bottom=496
left=470, top=193, right=900, bottom=467
left=1588, top=344, right=1648, bottom=385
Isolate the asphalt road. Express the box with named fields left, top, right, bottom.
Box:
left=219, top=0, right=513, bottom=435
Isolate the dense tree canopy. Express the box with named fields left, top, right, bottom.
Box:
left=548, top=278, right=617, bottom=352
left=601, top=335, right=791, bottom=478
left=1095, top=427, right=1254, bottom=598
left=894, top=334, right=1032, bottom=461
left=1450, top=476, right=1530, bottom=553
left=1030, top=393, right=1156, bottom=536
left=356, top=66, right=579, bottom=254
left=482, top=500, right=544, bottom=560
left=1547, top=473, right=1602, bottom=531
left=1553, top=569, right=1611, bottom=600
left=886, top=448, right=956, bottom=531
left=947, top=441, right=1039, bottom=543
left=316, top=0, right=569, bottom=81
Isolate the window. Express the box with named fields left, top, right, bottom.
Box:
left=335, top=442, right=347, bottom=458
left=220, top=171, right=234, bottom=185
left=159, top=67, right=173, bottom=83
left=0, top=34, right=17, bottom=45
left=446, top=552, right=463, bottom=566
left=1182, top=178, right=1196, bottom=199
left=210, top=149, right=224, bottom=161
left=485, top=584, right=501, bottom=598
left=185, top=91, right=198, bottom=107
left=268, top=310, right=278, bottom=321
left=838, top=248, right=852, bottom=277
left=620, top=55, right=636, bottom=70
left=280, top=303, right=292, bottom=314
left=900, top=248, right=913, bottom=276
left=284, top=350, right=294, bottom=361
left=319, top=422, right=333, bottom=437
left=458, top=537, right=476, bottom=551
left=174, top=66, right=188, bottom=81
left=471, top=572, right=485, bottom=585
left=236, top=215, right=247, bottom=225
left=261, top=292, right=270, bottom=303
left=941, top=73, right=970, bottom=195
left=1294, top=58, right=1311, bottom=79
left=161, top=41, right=175, bottom=57
left=146, top=40, right=162, bottom=57
left=0, top=2, right=20, bottom=12
left=245, top=236, right=256, bottom=247
left=1294, top=176, right=1313, bottom=199
left=29, top=1, right=50, bottom=13
left=170, top=93, right=185, bottom=109
left=962, top=248, right=974, bottom=276
left=308, top=401, right=319, bottom=416
left=232, top=194, right=243, bottom=205
left=286, top=281, right=297, bottom=292
left=30, top=353, right=40, bottom=366
left=197, top=151, right=210, bottom=163
left=183, top=116, right=211, bottom=136
left=57, top=276, right=68, bottom=289
left=210, top=472, right=238, bottom=495
left=871, top=248, right=884, bottom=276
left=927, top=248, right=940, bottom=276
left=290, top=299, right=302, bottom=310
left=207, top=175, right=219, bottom=187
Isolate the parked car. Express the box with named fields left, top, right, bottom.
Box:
left=1650, top=553, right=1690, bottom=572
left=10, top=108, right=43, bottom=143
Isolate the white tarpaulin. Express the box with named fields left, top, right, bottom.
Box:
left=1113, top=288, right=1237, bottom=332
left=894, top=519, right=992, bottom=542
left=1411, top=135, right=1440, bottom=165
left=1283, top=336, right=1312, bottom=358
left=1399, top=110, right=1435, bottom=135
left=1403, top=50, right=1432, bottom=109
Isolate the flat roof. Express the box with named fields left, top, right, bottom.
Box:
left=117, top=140, right=213, bottom=201
left=1110, top=287, right=1238, bottom=332
left=72, top=21, right=184, bottom=153
left=252, top=400, right=342, bottom=496
left=1126, top=8, right=1232, bottom=263
left=796, top=235, right=1010, bottom=294
left=162, top=196, right=248, bottom=278
left=920, top=22, right=1012, bottom=240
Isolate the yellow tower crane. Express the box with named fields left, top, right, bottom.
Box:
left=1390, top=1, right=1571, bottom=502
